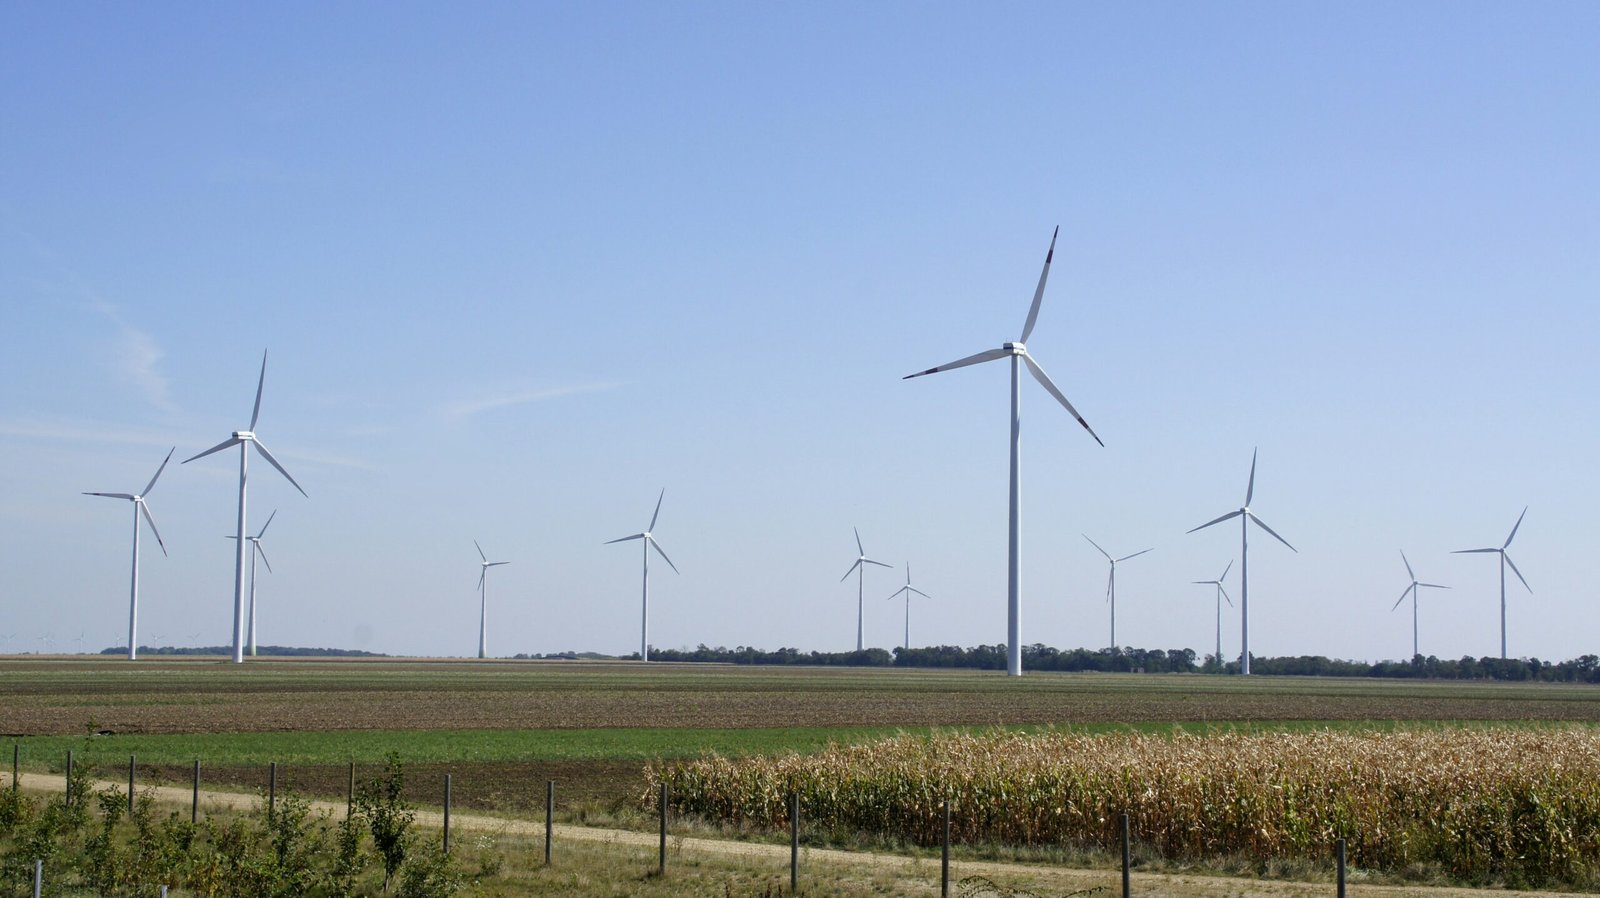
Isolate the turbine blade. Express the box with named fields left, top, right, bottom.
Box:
left=254, top=541, right=273, bottom=574
left=902, top=347, right=1009, bottom=380
left=1022, top=353, right=1102, bottom=446
left=1082, top=534, right=1112, bottom=561
left=649, top=489, right=665, bottom=532
left=908, top=586, right=932, bottom=599
left=183, top=437, right=243, bottom=464
left=1504, top=553, right=1531, bottom=593
left=1019, top=225, right=1059, bottom=343
left=864, top=558, right=894, bottom=569
left=138, top=501, right=168, bottom=557
left=1218, top=584, right=1232, bottom=606
left=1452, top=548, right=1500, bottom=554
left=1219, top=559, right=1233, bottom=582
left=475, top=540, right=487, bottom=562
left=1247, top=512, right=1297, bottom=552
left=1419, top=582, right=1451, bottom=590
left=1400, top=549, right=1415, bottom=580
left=886, top=586, right=909, bottom=601
left=487, top=561, right=510, bottom=567
left=84, top=492, right=135, bottom=500
left=250, top=439, right=308, bottom=498
left=1104, top=570, right=1113, bottom=602
left=250, top=350, right=267, bottom=431
left=1503, top=505, right=1528, bottom=549
left=1116, top=548, right=1154, bottom=563
left=1188, top=509, right=1243, bottom=533
left=256, top=509, right=277, bottom=540
left=142, top=448, right=176, bottom=497
left=840, top=559, right=862, bottom=582
left=649, top=538, right=679, bottom=574
left=1245, top=448, right=1258, bottom=506
left=605, top=533, right=646, bottom=545
left=1392, top=583, right=1413, bottom=611
left=477, top=570, right=485, bottom=590
left=854, top=527, right=864, bottom=556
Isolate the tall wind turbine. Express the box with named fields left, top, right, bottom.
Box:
left=1191, top=560, right=1233, bottom=666
left=1187, top=449, right=1296, bottom=675
left=884, top=563, right=931, bottom=652
left=1453, top=507, right=1530, bottom=659
left=226, top=510, right=277, bottom=657
left=1082, top=535, right=1151, bottom=650
left=84, top=447, right=173, bottom=661
left=474, top=540, right=510, bottom=659
left=605, top=489, right=678, bottom=662
left=903, top=227, right=1103, bottom=676
left=1392, top=550, right=1448, bottom=659
left=184, top=350, right=307, bottom=664
left=840, top=528, right=892, bottom=651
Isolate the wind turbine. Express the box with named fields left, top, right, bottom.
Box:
left=1082, top=535, right=1151, bottom=650
left=1187, top=449, right=1296, bottom=675
left=473, top=540, right=510, bottom=659
left=225, top=510, right=277, bottom=657
left=1392, top=550, right=1448, bottom=660
left=1191, top=560, right=1233, bottom=666
left=1453, top=507, right=1530, bottom=659
left=903, top=227, right=1102, bottom=676
left=884, top=563, right=931, bottom=652
left=84, top=447, right=173, bottom=661
left=840, top=528, right=892, bottom=652
left=183, top=351, right=307, bottom=664
left=605, top=489, right=678, bottom=662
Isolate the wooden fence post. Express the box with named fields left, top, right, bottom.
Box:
left=1337, top=838, right=1347, bottom=898
left=268, top=762, right=277, bottom=817
left=544, top=781, right=554, bottom=865
left=64, top=750, right=73, bottom=807
left=1121, top=813, right=1131, bottom=898
left=942, top=799, right=951, bottom=898
left=32, top=859, right=42, bottom=898
left=191, top=760, right=200, bottom=824
left=128, top=755, right=136, bottom=815
left=789, top=792, right=800, bottom=894
left=443, top=773, right=452, bottom=854
left=346, top=761, right=355, bottom=819
left=658, top=783, right=668, bottom=874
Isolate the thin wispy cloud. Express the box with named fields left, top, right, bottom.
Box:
left=93, top=303, right=177, bottom=413
left=0, top=416, right=193, bottom=450
left=440, top=382, right=622, bottom=420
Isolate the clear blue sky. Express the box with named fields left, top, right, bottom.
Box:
left=3, top=2, right=1595, bottom=662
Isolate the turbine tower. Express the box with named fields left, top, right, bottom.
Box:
left=1392, top=550, right=1448, bottom=659
left=605, top=489, right=678, bottom=662
left=225, top=510, right=277, bottom=657
left=840, top=528, right=892, bottom=651
left=1188, top=449, right=1296, bottom=675
left=1191, top=560, right=1233, bottom=667
left=884, top=562, right=931, bottom=652
left=84, top=447, right=174, bottom=661
left=184, top=351, right=307, bottom=664
left=1082, top=535, right=1151, bottom=650
left=1453, top=507, right=1530, bottom=659
left=903, top=227, right=1102, bottom=676
left=474, top=540, right=510, bottom=659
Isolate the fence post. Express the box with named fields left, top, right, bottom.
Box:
left=32, top=859, right=42, bottom=898
left=941, top=799, right=951, bottom=898
left=658, top=782, right=668, bottom=875
left=544, top=780, right=554, bottom=866
left=11, top=743, right=17, bottom=792
left=192, top=760, right=200, bottom=824
left=64, top=750, right=73, bottom=807
left=1336, top=838, right=1347, bottom=898
left=443, top=773, right=452, bottom=854
left=1121, top=813, right=1131, bottom=898
left=346, top=761, right=355, bottom=819
left=268, top=761, right=277, bottom=817
left=129, top=755, right=137, bottom=815
left=789, top=792, right=799, bottom=894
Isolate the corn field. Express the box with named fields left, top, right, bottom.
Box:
left=647, top=728, right=1600, bottom=888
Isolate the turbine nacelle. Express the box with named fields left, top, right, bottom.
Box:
left=1003, top=342, right=1026, bottom=355
left=233, top=431, right=256, bottom=441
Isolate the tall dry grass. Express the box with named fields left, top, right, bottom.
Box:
left=647, top=728, right=1600, bottom=888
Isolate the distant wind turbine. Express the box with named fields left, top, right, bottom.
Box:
left=472, top=540, right=510, bottom=659
left=1191, top=560, right=1233, bottom=666
left=1392, top=550, right=1448, bottom=660
left=903, top=227, right=1103, bottom=676
left=84, top=447, right=173, bottom=661
left=1453, top=507, right=1530, bottom=659
left=1188, top=449, right=1296, bottom=675
left=226, top=510, right=277, bottom=657
left=840, top=528, right=892, bottom=652
left=1082, top=535, right=1151, bottom=650
left=605, top=490, right=678, bottom=662
left=183, top=351, right=307, bottom=664
left=884, top=563, right=931, bottom=652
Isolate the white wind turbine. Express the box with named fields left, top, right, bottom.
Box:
left=473, top=540, right=510, bottom=659
left=225, top=510, right=277, bottom=657
left=1187, top=449, right=1296, bottom=675
left=184, top=351, right=307, bottom=664
left=1082, top=535, right=1152, bottom=651
left=884, top=563, right=931, bottom=652
left=840, top=528, right=892, bottom=652
left=1453, top=507, right=1530, bottom=660
left=904, top=227, right=1103, bottom=676
left=1191, top=560, right=1233, bottom=666
left=1392, top=550, right=1448, bottom=660
left=605, top=489, right=678, bottom=662
left=84, top=447, right=173, bottom=661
